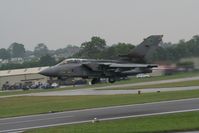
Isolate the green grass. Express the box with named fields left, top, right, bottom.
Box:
left=1, top=71, right=199, bottom=96
left=105, top=79, right=199, bottom=90
left=26, top=111, right=199, bottom=133
left=1, top=89, right=199, bottom=118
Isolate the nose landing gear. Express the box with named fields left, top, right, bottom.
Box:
left=91, top=77, right=116, bottom=85
left=108, top=77, right=116, bottom=83
left=91, top=78, right=101, bottom=85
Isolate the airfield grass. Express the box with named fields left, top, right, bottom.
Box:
left=104, top=79, right=199, bottom=90
left=1, top=89, right=199, bottom=118
left=27, top=111, right=199, bottom=133
left=1, top=71, right=199, bottom=97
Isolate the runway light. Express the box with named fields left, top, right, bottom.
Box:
left=138, top=90, right=141, bottom=95
left=92, top=118, right=100, bottom=123
left=48, top=110, right=56, bottom=113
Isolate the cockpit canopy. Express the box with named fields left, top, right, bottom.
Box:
left=56, top=58, right=116, bottom=66
left=57, top=58, right=90, bottom=66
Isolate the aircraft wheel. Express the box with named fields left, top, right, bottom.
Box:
left=91, top=78, right=100, bottom=85
left=108, top=78, right=116, bottom=83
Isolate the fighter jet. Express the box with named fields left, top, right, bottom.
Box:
left=39, top=35, right=163, bottom=84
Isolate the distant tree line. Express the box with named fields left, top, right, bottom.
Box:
left=0, top=43, right=80, bottom=60
left=0, top=54, right=57, bottom=70
left=73, top=36, right=135, bottom=59
left=0, top=43, right=25, bottom=59
left=150, top=35, right=199, bottom=62
left=74, top=35, right=199, bottom=63
left=0, top=43, right=79, bottom=70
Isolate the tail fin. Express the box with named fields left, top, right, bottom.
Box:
left=120, top=35, right=163, bottom=63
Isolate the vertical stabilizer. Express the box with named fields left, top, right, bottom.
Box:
left=120, top=35, right=163, bottom=63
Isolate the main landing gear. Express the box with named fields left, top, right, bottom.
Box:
left=91, top=78, right=101, bottom=85
left=91, top=77, right=116, bottom=85
left=108, top=77, right=116, bottom=83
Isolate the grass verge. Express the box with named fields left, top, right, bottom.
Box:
left=26, top=111, right=199, bottom=133
left=1, top=89, right=199, bottom=118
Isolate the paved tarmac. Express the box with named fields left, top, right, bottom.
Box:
left=29, top=86, right=199, bottom=96
left=0, top=98, right=199, bottom=133
left=1, top=76, right=199, bottom=98
left=93, top=76, right=199, bottom=90
left=1, top=86, right=199, bottom=98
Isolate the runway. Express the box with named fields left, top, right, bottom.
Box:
left=1, top=76, right=199, bottom=98
left=1, top=98, right=199, bottom=132
left=1, top=86, right=199, bottom=98
left=29, top=86, right=199, bottom=96
left=91, top=76, right=199, bottom=90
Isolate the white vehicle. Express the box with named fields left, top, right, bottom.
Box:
left=51, top=83, right=59, bottom=88
left=136, top=74, right=150, bottom=78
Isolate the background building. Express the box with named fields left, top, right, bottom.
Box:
left=0, top=67, right=49, bottom=90
left=180, top=57, right=199, bottom=70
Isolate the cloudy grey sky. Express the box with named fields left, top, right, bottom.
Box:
left=0, top=0, right=199, bottom=50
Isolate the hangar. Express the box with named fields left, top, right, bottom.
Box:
left=180, top=57, right=199, bottom=70
left=0, top=67, right=49, bottom=90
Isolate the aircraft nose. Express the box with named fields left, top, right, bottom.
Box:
left=39, top=68, right=54, bottom=76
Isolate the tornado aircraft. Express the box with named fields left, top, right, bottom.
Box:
left=39, top=35, right=163, bottom=84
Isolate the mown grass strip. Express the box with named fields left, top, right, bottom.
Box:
left=26, top=111, right=199, bottom=133
left=1, top=89, right=199, bottom=118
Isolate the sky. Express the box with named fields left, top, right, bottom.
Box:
left=0, top=0, right=199, bottom=50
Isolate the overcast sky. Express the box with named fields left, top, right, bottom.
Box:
left=0, top=0, right=199, bottom=50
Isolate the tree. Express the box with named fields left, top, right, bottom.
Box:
left=103, top=43, right=135, bottom=59
left=77, top=36, right=107, bottom=59
left=8, top=43, right=25, bottom=58
left=0, top=48, right=10, bottom=59
left=149, top=35, right=199, bottom=62
left=54, top=45, right=80, bottom=58
left=39, top=54, right=56, bottom=66
left=25, top=50, right=34, bottom=58
left=34, top=43, right=49, bottom=57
